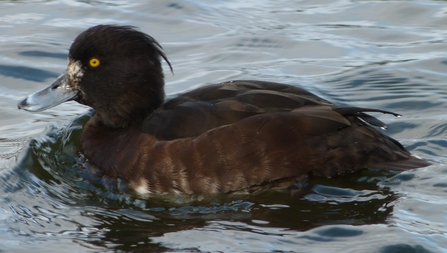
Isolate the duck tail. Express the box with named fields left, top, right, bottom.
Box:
left=373, top=155, right=431, bottom=171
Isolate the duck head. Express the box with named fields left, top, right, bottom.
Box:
left=18, top=25, right=172, bottom=128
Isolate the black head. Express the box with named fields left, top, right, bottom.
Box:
left=18, top=25, right=172, bottom=128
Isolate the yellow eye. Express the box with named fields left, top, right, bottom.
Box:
left=89, top=58, right=100, bottom=67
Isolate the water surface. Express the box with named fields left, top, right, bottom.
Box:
left=0, top=1, right=446, bottom=252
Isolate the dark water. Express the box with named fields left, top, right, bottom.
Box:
left=1, top=1, right=446, bottom=252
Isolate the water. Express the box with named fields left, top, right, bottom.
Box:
left=1, top=0, right=446, bottom=252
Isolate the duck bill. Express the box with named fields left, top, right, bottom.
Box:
left=18, top=72, right=78, bottom=112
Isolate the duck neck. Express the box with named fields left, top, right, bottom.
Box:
left=95, top=77, right=165, bottom=129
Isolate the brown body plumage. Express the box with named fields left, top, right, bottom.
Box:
left=81, top=80, right=429, bottom=194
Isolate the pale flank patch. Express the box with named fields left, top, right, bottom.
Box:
left=130, top=178, right=152, bottom=196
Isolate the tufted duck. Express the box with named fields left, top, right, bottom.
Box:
left=18, top=25, right=430, bottom=195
